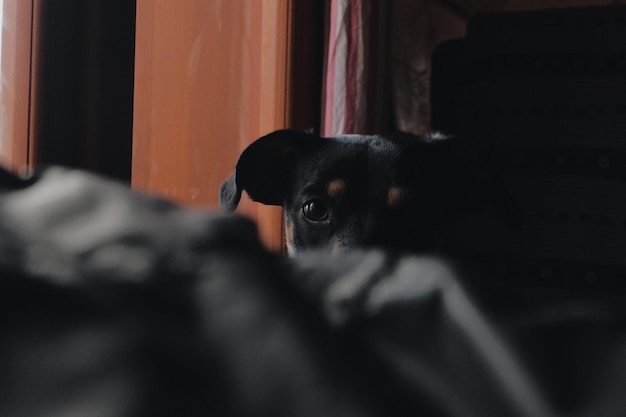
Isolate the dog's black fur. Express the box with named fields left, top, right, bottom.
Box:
left=220, top=129, right=517, bottom=255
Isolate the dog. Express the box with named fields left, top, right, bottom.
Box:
left=220, top=129, right=517, bottom=255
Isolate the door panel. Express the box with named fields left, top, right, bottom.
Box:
left=133, top=0, right=292, bottom=251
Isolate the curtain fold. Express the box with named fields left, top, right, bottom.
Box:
left=322, top=0, right=388, bottom=136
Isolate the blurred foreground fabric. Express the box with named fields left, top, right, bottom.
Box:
left=1, top=166, right=626, bottom=417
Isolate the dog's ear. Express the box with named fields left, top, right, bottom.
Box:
left=219, top=129, right=321, bottom=212
left=418, top=135, right=521, bottom=225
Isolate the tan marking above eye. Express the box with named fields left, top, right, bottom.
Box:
left=387, top=186, right=406, bottom=208
left=326, top=179, right=346, bottom=199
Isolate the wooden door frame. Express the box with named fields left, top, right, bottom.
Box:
left=0, top=0, right=41, bottom=173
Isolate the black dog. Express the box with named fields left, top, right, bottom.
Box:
left=220, top=129, right=515, bottom=255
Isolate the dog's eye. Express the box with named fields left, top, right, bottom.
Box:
left=302, top=199, right=329, bottom=222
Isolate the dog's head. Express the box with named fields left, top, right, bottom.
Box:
left=220, top=129, right=517, bottom=255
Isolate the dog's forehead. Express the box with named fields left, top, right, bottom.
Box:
left=330, top=134, right=403, bottom=154
left=295, top=135, right=416, bottom=197
left=318, top=135, right=405, bottom=168
left=300, top=136, right=401, bottom=177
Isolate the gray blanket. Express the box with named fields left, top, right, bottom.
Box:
left=1, top=166, right=625, bottom=417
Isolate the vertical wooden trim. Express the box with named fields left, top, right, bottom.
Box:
left=0, top=0, right=34, bottom=172
left=27, top=0, right=43, bottom=170
left=259, top=0, right=291, bottom=134
left=130, top=0, right=153, bottom=189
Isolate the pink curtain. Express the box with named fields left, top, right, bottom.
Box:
left=322, top=0, right=388, bottom=136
